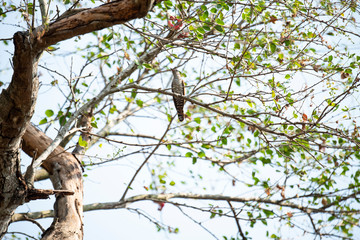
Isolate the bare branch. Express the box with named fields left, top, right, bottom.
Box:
left=13, top=192, right=360, bottom=222
left=228, top=201, right=247, bottom=240
left=120, top=117, right=174, bottom=201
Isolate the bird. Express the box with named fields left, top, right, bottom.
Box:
left=171, top=69, right=185, bottom=121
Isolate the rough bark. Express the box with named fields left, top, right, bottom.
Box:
left=33, top=0, right=155, bottom=51
left=0, top=0, right=157, bottom=238
left=0, top=31, right=40, bottom=238
left=22, top=124, right=84, bottom=239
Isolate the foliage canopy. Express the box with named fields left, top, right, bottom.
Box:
left=1, top=0, right=360, bottom=239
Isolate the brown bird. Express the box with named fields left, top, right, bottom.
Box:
left=171, top=69, right=185, bottom=121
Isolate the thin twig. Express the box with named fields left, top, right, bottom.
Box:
left=38, top=0, right=49, bottom=25
left=175, top=204, right=220, bottom=240
left=31, top=0, right=35, bottom=30
left=120, top=117, right=174, bottom=201
left=6, top=232, right=37, bottom=240
left=22, top=216, right=45, bottom=232
left=227, top=201, right=247, bottom=240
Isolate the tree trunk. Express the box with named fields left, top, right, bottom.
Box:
left=22, top=124, right=84, bottom=239
left=0, top=31, right=40, bottom=238
left=0, top=1, right=157, bottom=238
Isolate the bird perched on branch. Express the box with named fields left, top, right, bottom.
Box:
left=171, top=69, right=185, bottom=121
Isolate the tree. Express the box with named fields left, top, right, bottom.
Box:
left=1, top=0, right=360, bottom=239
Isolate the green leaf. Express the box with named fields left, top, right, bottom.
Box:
left=211, top=126, right=216, bottom=132
left=201, top=144, right=211, bottom=149
left=131, top=90, right=137, bottom=99
left=214, top=25, right=224, bottom=33
left=45, top=109, right=54, bottom=117
left=263, top=209, right=274, bottom=217
left=247, top=109, right=256, bottom=114
left=39, top=118, right=47, bottom=125
left=59, top=116, right=66, bottom=126
left=136, top=99, right=143, bottom=107
left=197, top=27, right=206, bottom=35
left=143, top=63, right=152, bottom=69
left=194, top=117, right=201, bottom=124
left=266, top=149, right=273, bottom=155
left=270, top=42, right=277, bottom=53
left=78, top=136, right=88, bottom=148
left=169, top=181, right=175, bottom=186
left=215, top=19, right=224, bottom=25
left=201, top=5, right=207, bottom=11
left=164, top=0, right=173, bottom=7
left=199, top=12, right=208, bottom=22
left=109, top=105, right=117, bottom=114
left=185, top=152, right=193, bottom=157
left=198, top=151, right=206, bottom=158
left=196, top=33, right=204, bottom=40
left=203, top=25, right=211, bottom=31
left=260, top=157, right=271, bottom=165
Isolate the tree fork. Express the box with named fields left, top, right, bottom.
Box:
left=22, top=124, right=84, bottom=240
left=0, top=0, right=160, bottom=238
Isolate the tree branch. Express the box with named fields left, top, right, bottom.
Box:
left=120, top=117, right=174, bottom=201
left=38, top=0, right=49, bottom=25
left=26, top=45, right=162, bottom=183
left=13, top=192, right=360, bottom=222
left=32, top=0, right=157, bottom=50
left=227, top=201, right=247, bottom=240
left=21, top=123, right=84, bottom=239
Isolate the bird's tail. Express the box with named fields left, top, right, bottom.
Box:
left=178, top=111, right=184, bottom=121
